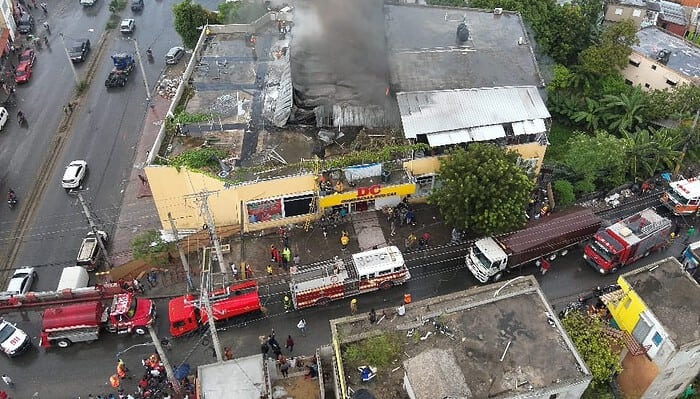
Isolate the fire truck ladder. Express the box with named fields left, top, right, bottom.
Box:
left=342, top=258, right=360, bottom=296
left=304, top=156, right=321, bottom=232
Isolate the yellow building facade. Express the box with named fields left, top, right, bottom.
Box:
left=146, top=143, right=547, bottom=233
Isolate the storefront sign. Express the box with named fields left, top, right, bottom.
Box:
left=319, top=183, right=416, bottom=208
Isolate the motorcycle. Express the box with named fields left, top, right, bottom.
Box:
left=7, top=192, right=17, bottom=209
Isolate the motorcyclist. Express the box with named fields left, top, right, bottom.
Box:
left=7, top=190, right=15, bottom=201
left=146, top=47, right=153, bottom=59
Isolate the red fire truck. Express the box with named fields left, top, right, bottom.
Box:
left=168, top=280, right=261, bottom=337
left=40, top=292, right=156, bottom=348
left=584, top=208, right=672, bottom=275
left=290, top=246, right=410, bottom=309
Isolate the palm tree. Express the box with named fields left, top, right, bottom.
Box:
left=622, top=129, right=656, bottom=180
left=601, top=91, right=647, bottom=133
left=572, top=98, right=603, bottom=131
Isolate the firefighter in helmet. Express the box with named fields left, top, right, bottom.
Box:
left=283, top=295, right=293, bottom=312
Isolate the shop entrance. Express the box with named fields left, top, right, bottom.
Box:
left=351, top=200, right=375, bottom=213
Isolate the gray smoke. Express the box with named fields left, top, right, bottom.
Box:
left=291, top=0, right=390, bottom=108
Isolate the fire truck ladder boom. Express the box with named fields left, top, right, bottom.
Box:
left=0, top=284, right=126, bottom=313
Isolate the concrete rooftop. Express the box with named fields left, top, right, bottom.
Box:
left=633, top=26, right=700, bottom=79
left=385, top=5, right=544, bottom=93
left=622, top=257, right=700, bottom=347
left=331, top=276, right=591, bottom=398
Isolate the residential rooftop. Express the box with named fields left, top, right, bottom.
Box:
left=385, top=5, right=544, bottom=93
left=331, top=276, right=591, bottom=398
left=621, top=257, right=700, bottom=347
left=633, top=26, right=700, bottom=79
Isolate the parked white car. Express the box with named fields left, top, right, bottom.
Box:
left=5, top=267, right=37, bottom=295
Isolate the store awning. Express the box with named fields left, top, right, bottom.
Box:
left=425, top=125, right=505, bottom=146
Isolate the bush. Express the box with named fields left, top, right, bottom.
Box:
left=553, top=180, right=576, bottom=206
left=574, top=179, right=596, bottom=195
left=344, top=333, right=402, bottom=369
left=131, top=230, right=173, bottom=266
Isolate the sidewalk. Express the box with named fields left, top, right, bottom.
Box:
left=109, top=96, right=168, bottom=267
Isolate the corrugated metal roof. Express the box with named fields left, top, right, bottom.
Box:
left=659, top=0, right=686, bottom=25
left=397, top=86, right=550, bottom=140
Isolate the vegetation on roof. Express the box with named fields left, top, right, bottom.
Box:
left=343, top=332, right=403, bottom=370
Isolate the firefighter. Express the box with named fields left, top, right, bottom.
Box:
left=283, top=295, right=293, bottom=312
left=340, top=231, right=350, bottom=250
left=267, top=264, right=274, bottom=276
left=110, top=374, right=120, bottom=389
left=117, top=358, right=128, bottom=379
left=350, top=298, right=358, bottom=315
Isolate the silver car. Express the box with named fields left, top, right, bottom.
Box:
left=165, top=47, right=185, bottom=65
left=5, top=267, right=37, bottom=295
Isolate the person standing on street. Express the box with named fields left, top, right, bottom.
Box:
left=285, top=335, right=294, bottom=352
left=350, top=298, right=358, bottom=315
left=224, top=347, right=234, bottom=360
left=267, top=264, right=274, bottom=276
left=540, top=257, right=551, bottom=275
left=687, top=226, right=696, bottom=243
left=261, top=341, right=270, bottom=359
left=282, top=246, right=291, bottom=270
left=297, top=319, right=307, bottom=337
left=1, top=375, right=12, bottom=389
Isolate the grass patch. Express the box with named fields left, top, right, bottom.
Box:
left=545, top=120, right=576, bottom=164
left=106, top=14, right=121, bottom=30
left=343, top=333, right=403, bottom=369
left=109, top=0, right=127, bottom=12
left=75, top=80, right=89, bottom=95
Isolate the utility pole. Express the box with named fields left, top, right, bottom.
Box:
left=76, top=192, right=112, bottom=269
left=168, top=212, right=195, bottom=292
left=131, top=38, right=152, bottom=103
left=148, top=327, right=183, bottom=399
left=673, top=110, right=700, bottom=180
left=201, top=249, right=223, bottom=362
left=186, top=191, right=229, bottom=280
left=58, top=33, right=80, bottom=85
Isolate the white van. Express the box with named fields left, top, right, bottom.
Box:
left=0, top=107, right=8, bottom=131
left=56, top=266, right=89, bottom=291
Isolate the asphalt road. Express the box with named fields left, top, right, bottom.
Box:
left=0, top=0, right=182, bottom=292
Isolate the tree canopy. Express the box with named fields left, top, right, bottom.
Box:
left=579, top=19, right=638, bottom=77
left=173, top=0, right=218, bottom=48
left=429, top=144, right=534, bottom=236
left=131, top=230, right=174, bottom=266
left=561, top=312, right=623, bottom=388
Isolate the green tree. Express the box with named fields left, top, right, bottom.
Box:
left=553, top=179, right=576, bottom=205
left=561, top=312, right=623, bottom=387
left=218, top=1, right=267, bottom=24
left=131, top=230, right=174, bottom=266
left=579, top=19, right=638, bottom=77
left=600, top=90, right=647, bottom=133
left=572, top=98, right=603, bottom=131
left=560, top=131, right=627, bottom=190
left=429, top=144, right=534, bottom=236
left=173, top=0, right=218, bottom=48
left=622, top=128, right=656, bottom=180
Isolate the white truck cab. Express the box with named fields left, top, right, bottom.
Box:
left=0, top=320, right=31, bottom=357
left=465, top=237, right=508, bottom=283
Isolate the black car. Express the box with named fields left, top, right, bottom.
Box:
left=68, top=39, right=91, bottom=62
left=17, top=14, right=33, bottom=34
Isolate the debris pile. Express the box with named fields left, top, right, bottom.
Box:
left=157, top=77, right=181, bottom=99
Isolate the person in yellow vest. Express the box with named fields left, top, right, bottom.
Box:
left=267, top=264, right=274, bottom=276
left=350, top=298, right=358, bottom=315
left=340, top=231, right=350, bottom=250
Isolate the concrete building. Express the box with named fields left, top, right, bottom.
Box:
left=144, top=3, right=551, bottom=233
left=602, top=257, right=700, bottom=399
left=329, top=276, right=593, bottom=399
left=622, top=26, right=700, bottom=90
left=647, top=0, right=688, bottom=36
left=604, top=0, right=653, bottom=28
